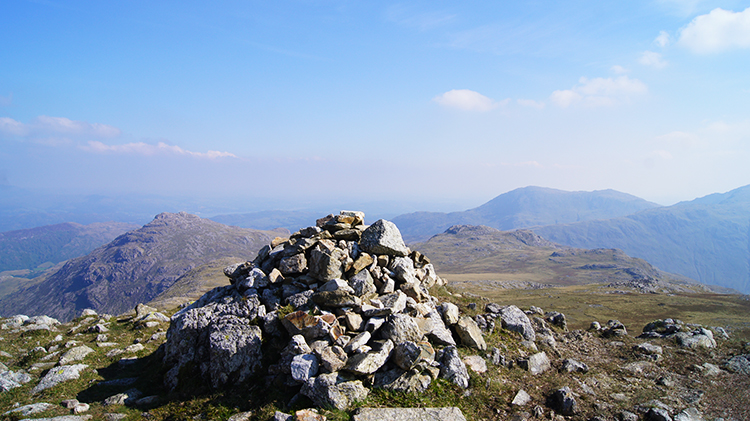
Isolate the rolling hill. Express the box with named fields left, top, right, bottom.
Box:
left=410, top=224, right=713, bottom=294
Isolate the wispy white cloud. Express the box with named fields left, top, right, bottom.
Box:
left=433, top=89, right=506, bottom=111
left=517, top=99, right=545, bottom=109
left=678, top=7, right=750, bottom=53
left=610, top=65, right=629, bottom=74
left=654, top=30, right=671, bottom=47
left=0, top=117, right=27, bottom=136
left=83, top=141, right=236, bottom=159
left=0, top=115, right=121, bottom=139
left=0, top=93, right=11, bottom=107
left=638, top=51, right=668, bottom=68
left=549, top=76, right=647, bottom=108
left=386, top=5, right=455, bottom=31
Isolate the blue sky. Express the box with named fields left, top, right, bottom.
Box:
left=1, top=0, right=750, bottom=212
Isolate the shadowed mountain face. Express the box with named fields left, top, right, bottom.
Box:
left=534, top=185, right=750, bottom=294
left=0, top=212, right=279, bottom=321
left=0, top=221, right=139, bottom=272
left=392, top=186, right=660, bottom=243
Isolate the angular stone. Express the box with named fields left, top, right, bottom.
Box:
left=438, top=346, right=469, bottom=389
left=345, top=340, right=394, bottom=375
left=393, top=341, right=422, bottom=371
left=349, top=269, right=377, bottom=298
left=413, top=310, right=455, bottom=346
left=674, top=407, right=703, bottom=421
left=343, top=312, right=365, bottom=332
left=302, top=372, right=369, bottom=411
left=309, top=242, right=346, bottom=282
left=345, top=331, right=371, bottom=354
left=645, top=408, right=673, bottom=421
left=373, top=367, right=433, bottom=394
left=353, top=407, right=467, bottom=421
left=352, top=254, right=374, bottom=273
left=58, top=345, right=95, bottom=365
left=359, top=220, right=409, bottom=257
left=291, top=353, right=319, bottom=383
left=512, top=389, right=532, bottom=406
left=319, top=278, right=355, bottom=294
left=103, top=388, right=142, bottom=406
left=312, top=290, right=361, bottom=308
left=318, top=345, right=348, bottom=373
left=560, top=358, right=589, bottom=373
left=463, top=355, right=487, bottom=373
left=455, top=316, right=486, bottom=351
left=725, top=354, right=750, bottom=375
left=548, top=386, right=576, bottom=416
left=381, top=314, right=424, bottom=344
left=236, top=268, right=269, bottom=292
left=207, top=316, right=263, bottom=388
left=441, top=302, right=460, bottom=326
left=296, top=408, right=326, bottom=421
left=279, top=254, right=307, bottom=275
left=498, top=305, right=536, bottom=341
left=520, top=352, right=551, bottom=375
left=634, top=342, right=663, bottom=355
left=390, top=257, right=419, bottom=284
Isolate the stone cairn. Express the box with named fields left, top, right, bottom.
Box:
left=162, top=211, right=490, bottom=410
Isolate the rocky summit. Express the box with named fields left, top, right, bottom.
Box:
left=163, top=211, right=472, bottom=410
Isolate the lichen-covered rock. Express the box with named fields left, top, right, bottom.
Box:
left=162, top=285, right=265, bottom=391
left=32, top=364, right=88, bottom=393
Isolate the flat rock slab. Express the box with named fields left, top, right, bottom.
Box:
left=353, top=407, right=467, bottom=421
left=4, top=403, right=54, bottom=416
left=32, top=364, right=88, bottom=393
left=19, top=416, right=92, bottom=421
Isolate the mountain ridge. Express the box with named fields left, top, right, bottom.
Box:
left=0, top=212, right=279, bottom=321
left=392, top=186, right=661, bottom=243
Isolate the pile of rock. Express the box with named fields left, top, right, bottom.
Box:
left=639, top=318, right=718, bottom=349
left=162, top=212, right=497, bottom=410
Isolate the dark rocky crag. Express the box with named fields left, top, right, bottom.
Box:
left=0, top=212, right=278, bottom=321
